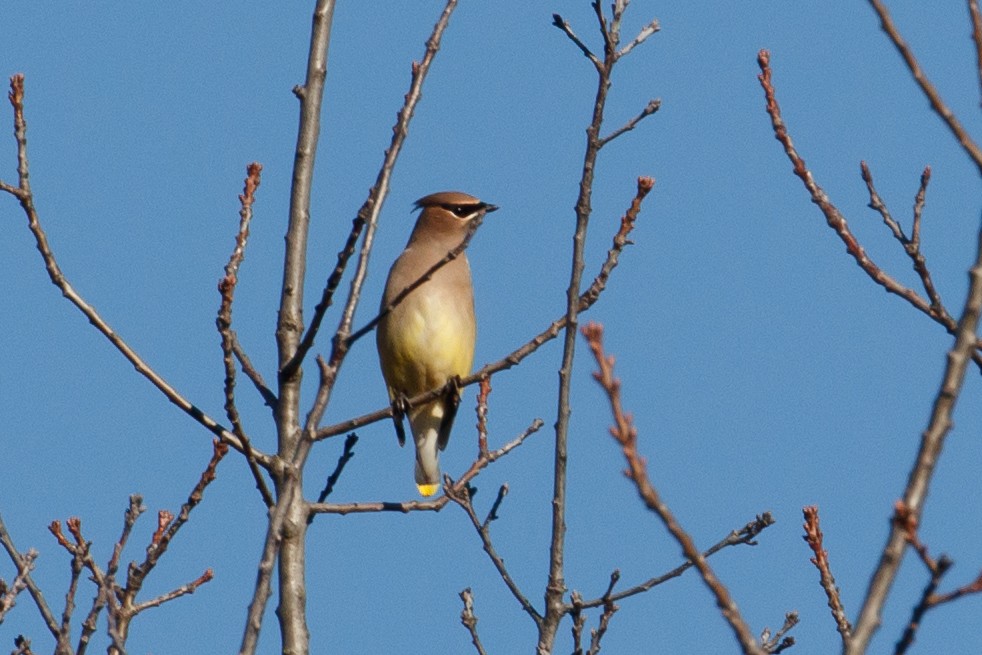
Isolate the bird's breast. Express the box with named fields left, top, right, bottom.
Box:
left=378, top=277, right=476, bottom=396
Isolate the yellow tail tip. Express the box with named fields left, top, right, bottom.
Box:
left=417, top=482, right=440, bottom=497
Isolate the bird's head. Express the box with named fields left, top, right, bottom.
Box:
left=412, top=191, right=498, bottom=237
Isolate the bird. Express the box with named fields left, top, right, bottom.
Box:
left=376, top=191, right=498, bottom=496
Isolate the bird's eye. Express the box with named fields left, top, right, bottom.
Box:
left=442, top=204, right=478, bottom=219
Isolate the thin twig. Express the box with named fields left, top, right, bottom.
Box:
left=217, top=162, right=274, bottom=508
left=847, top=218, right=982, bottom=653
left=446, top=484, right=542, bottom=626
left=860, top=162, right=947, bottom=322
left=572, top=513, right=776, bottom=610
left=309, top=419, right=542, bottom=516
left=0, top=514, right=59, bottom=639
left=458, top=588, right=489, bottom=655
left=231, top=333, right=277, bottom=409
left=314, top=433, right=358, bottom=506
left=867, top=0, right=982, bottom=174
left=756, top=51, right=982, bottom=371
left=541, top=6, right=632, bottom=646
left=586, top=571, right=619, bottom=655
left=760, top=612, right=799, bottom=654
left=583, top=322, right=764, bottom=655
left=598, top=99, right=660, bottom=147
left=970, top=0, right=982, bottom=106
left=344, top=211, right=484, bottom=347
left=0, top=548, right=37, bottom=624
left=0, top=76, right=264, bottom=464
left=13, top=635, right=35, bottom=655
left=130, top=569, right=213, bottom=614
left=552, top=13, right=602, bottom=71
left=802, top=506, right=851, bottom=644
left=476, top=377, right=491, bottom=458
left=617, top=17, right=660, bottom=58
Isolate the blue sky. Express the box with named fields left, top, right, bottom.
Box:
left=2, top=2, right=982, bottom=653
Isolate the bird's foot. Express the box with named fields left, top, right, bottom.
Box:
left=391, top=394, right=410, bottom=447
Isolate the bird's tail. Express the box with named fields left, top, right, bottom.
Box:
left=410, top=401, right=444, bottom=496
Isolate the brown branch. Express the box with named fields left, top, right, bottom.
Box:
left=0, top=84, right=268, bottom=466
left=757, top=51, right=982, bottom=371
left=217, top=162, right=274, bottom=507
left=0, top=79, right=266, bottom=464
left=583, top=322, right=764, bottom=655
left=313, top=177, right=652, bottom=442
left=971, top=0, right=982, bottom=106
left=848, top=213, right=982, bottom=654
left=617, top=17, right=660, bottom=58
left=598, top=98, right=661, bottom=147
left=49, top=519, right=125, bottom=653
left=309, top=418, right=542, bottom=516
left=891, top=500, right=982, bottom=653
left=552, top=13, right=603, bottom=71
left=446, top=483, right=542, bottom=626
left=0, top=547, right=38, bottom=624
left=231, top=333, right=277, bottom=409
left=458, top=588, right=489, bottom=655
left=13, top=635, right=35, bottom=655
left=928, top=570, right=982, bottom=606
left=262, top=5, right=339, bottom=653
left=475, top=377, right=491, bottom=457
left=541, top=7, right=636, bottom=646
left=867, top=0, right=982, bottom=175
left=860, top=162, right=948, bottom=322
left=573, top=512, right=775, bottom=610
left=127, top=440, right=227, bottom=597
left=760, top=612, right=799, bottom=654
left=585, top=571, right=619, bottom=655
left=313, top=433, right=359, bottom=506
left=130, top=569, right=213, bottom=614
left=801, top=506, right=851, bottom=644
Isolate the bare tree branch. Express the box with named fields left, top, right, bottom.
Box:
left=860, top=162, right=947, bottom=322
left=867, top=0, right=982, bottom=174
left=309, top=419, right=542, bottom=516
left=583, top=322, right=765, bottom=655
left=572, top=513, right=775, bottom=610
left=458, top=588, right=488, bottom=655
left=218, top=162, right=274, bottom=508
left=970, top=0, right=982, bottom=106
left=760, top=612, right=799, bottom=654
left=756, top=51, right=982, bottom=372
left=0, top=514, right=59, bottom=640
left=802, top=506, right=851, bottom=645
left=847, top=214, right=982, bottom=655
left=0, top=75, right=267, bottom=464
left=446, top=483, right=542, bottom=626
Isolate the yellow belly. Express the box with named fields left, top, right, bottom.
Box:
left=379, top=294, right=475, bottom=397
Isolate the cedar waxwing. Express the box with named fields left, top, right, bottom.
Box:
left=376, top=191, right=498, bottom=496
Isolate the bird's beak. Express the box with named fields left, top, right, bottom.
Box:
left=482, top=203, right=499, bottom=214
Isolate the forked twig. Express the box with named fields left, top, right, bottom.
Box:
left=756, top=51, right=982, bottom=371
